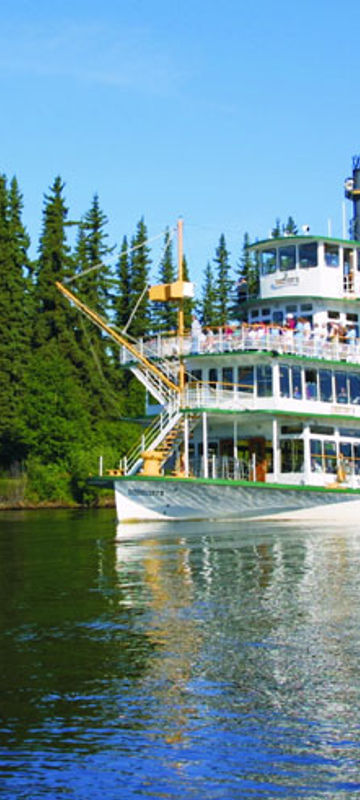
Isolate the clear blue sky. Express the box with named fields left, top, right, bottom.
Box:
left=1, top=0, right=360, bottom=290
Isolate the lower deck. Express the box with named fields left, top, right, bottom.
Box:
left=176, top=411, right=360, bottom=490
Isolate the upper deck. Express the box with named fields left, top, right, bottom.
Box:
left=250, top=235, right=360, bottom=301
left=121, top=323, right=360, bottom=367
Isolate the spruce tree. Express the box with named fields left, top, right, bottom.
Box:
left=271, top=218, right=281, bottom=238
left=76, top=194, right=113, bottom=317
left=233, top=232, right=259, bottom=314
left=113, top=236, right=132, bottom=331
left=199, top=261, right=217, bottom=327
left=32, top=176, right=75, bottom=352
left=283, top=216, right=298, bottom=235
left=214, top=233, right=233, bottom=327
left=128, top=217, right=151, bottom=339
left=0, top=175, right=31, bottom=467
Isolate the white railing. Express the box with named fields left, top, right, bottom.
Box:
left=182, top=456, right=251, bottom=481
left=120, top=402, right=181, bottom=475
left=121, top=328, right=360, bottom=365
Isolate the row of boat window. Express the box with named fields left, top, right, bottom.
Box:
left=190, top=365, right=360, bottom=405
left=280, top=439, right=360, bottom=474
left=261, top=242, right=359, bottom=275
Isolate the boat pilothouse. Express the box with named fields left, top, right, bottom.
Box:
left=57, top=156, right=360, bottom=521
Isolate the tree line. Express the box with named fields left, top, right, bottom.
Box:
left=0, top=171, right=295, bottom=504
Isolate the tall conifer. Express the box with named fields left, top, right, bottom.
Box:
left=128, top=217, right=151, bottom=339
left=0, top=175, right=31, bottom=467
left=214, top=233, right=233, bottom=326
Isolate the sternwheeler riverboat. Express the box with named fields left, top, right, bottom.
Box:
left=58, top=157, right=360, bottom=523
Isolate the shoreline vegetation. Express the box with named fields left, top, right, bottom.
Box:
left=0, top=475, right=114, bottom=510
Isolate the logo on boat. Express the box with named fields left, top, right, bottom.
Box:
left=271, top=274, right=299, bottom=289
left=128, top=490, right=165, bottom=497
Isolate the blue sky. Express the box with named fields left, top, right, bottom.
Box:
left=1, top=0, right=360, bottom=289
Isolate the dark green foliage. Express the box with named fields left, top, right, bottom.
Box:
left=33, top=177, right=74, bottom=348
left=271, top=216, right=298, bottom=237
left=232, top=232, right=259, bottom=318
left=0, top=175, right=32, bottom=467
left=213, top=233, right=233, bottom=326
left=271, top=218, right=281, bottom=238
left=284, top=216, right=298, bottom=235
left=113, top=236, right=132, bottom=331
left=199, top=261, right=218, bottom=327
left=128, top=217, right=151, bottom=338
left=182, top=255, right=195, bottom=331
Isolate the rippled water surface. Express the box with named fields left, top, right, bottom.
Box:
left=1, top=509, right=360, bottom=798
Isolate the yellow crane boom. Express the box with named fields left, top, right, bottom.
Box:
left=55, top=281, right=180, bottom=394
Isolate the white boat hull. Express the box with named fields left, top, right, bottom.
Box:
left=114, top=477, right=360, bottom=524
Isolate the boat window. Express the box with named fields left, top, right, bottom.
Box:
left=222, top=367, right=233, bottom=388
left=272, top=310, right=284, bottom=324
left=280, top=439, right=304, bottom=472
left=261, top=248, right=277, bottom=275
left=279, top=365, right=290, bottom=397
left=291, top=366, right=302, bottom=399
left=328, top=310, right=340, bottom=319
left=262, top=308, right=270, bottom=316
left=191, top=369, right=202, bottom=383
left=355, top=444, right=360, bottom=473
left=346, top=313, right=358, bottom=321
left=349, top=374, right=360, bottom=404
left=310, top=439, right=336, bottom=473
left=250, top=309, right=259, bottom=318
left=309, top=425, right=334, bottom=434
left=237, top=366, right=254, bottom=394
left=299, top=242, right=318, bottom=268
left=209, top=368, right=218, bottom=388
left=357, top=250, right=360, bottom=271
left=305, top=368, right=318, bottom=400
left=334, top=371, right=348, bottom=403
left=256, top=365, right=272, bottom=397
left=286, top=305, right=297, bottom=314
left=310, top=440, right=322, bottom=471
left=324, top=440, right=337, bottom=473
left=281, top=424, right=303, bottom=434
left=339, top=442, right=360, bottom=475
left=339, top=427, right=360, bottom=437
left=324, top=244, right=340, bottom=267
left=319, top=369, right=333, bottom=402
left=279, top=245, right=296, bottom=271
left=300, top=303, right=313, bottom=311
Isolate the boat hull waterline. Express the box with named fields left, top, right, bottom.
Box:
left=114, top=476, right=360, bottom=524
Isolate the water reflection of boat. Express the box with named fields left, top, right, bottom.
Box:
left=59, top=157, right=360, bottom=524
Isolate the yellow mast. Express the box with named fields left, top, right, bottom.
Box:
left=177, top=218, right=185, bottom=393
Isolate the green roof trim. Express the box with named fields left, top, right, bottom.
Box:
left=249, top=234, right=360, bottom=249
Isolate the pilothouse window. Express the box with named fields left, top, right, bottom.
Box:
left=261, top=248, right=276, bottom=275
left=324, top=244, right=340, bottom=267
left=299, top=242, right=318, bottom=268
left=279, top=245, right=296, bottom=271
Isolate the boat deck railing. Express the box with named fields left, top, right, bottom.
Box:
left=121, top=326, right=360, bottom=365
left=168, top=455, right=251, bottom=481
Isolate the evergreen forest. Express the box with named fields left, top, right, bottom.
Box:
left=0, top=172, right=290, bottom=507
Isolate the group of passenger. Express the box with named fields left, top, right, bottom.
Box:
left=190, top=314, right=358, bottom=358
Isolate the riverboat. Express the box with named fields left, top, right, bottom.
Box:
left=57, top=157, right=360, bottom=523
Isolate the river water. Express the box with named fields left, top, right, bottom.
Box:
left=0, top=509, right=360, bottom=799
